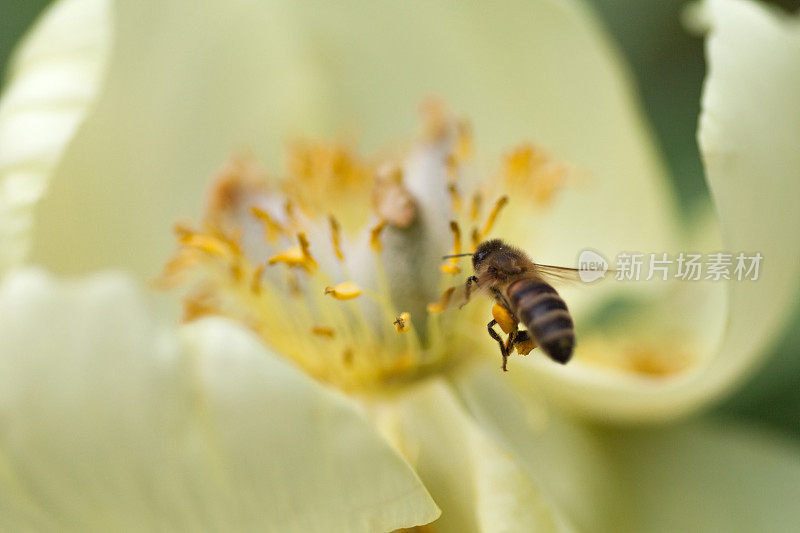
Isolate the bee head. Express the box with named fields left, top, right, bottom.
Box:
left=472, top=239, right=505, bottom=270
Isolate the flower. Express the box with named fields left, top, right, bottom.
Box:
left=1, top=0, right=800, bottom=531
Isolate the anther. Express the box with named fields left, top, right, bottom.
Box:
left=286, top=271, right=301, bottom=296
left=470, top=227, right=480, bottom=250
left=311, top=326, right=335, bottom=338
left=427, top=287, right=455, bottom=313
left=455, top=118, right=473, bottom=161
left=440, top=221, right=463, bottom=274
left=173, top=223, right=193, bottom=239
left=229, top=260, right=244, bottom=283
left=393, top=312, right=411, bottom=333
left=480, top=195, right=509, bottom=237
left=284, top=199, right=299, bottom=227
left=328, top=215, right=344, bottom=261
left=250, top=264, right=264, bottom=294
left=373, top=165, right=416, bottom=228
left=470, top=192, right=482, bottom=222
left=180, top=234, right=233, bottom=258
left=420, top=98, right=449, bottom=141
left=250, top=206, right=285, bottom=242
left=267, top=232, right=317, bottom=271
left=323, top=281, right=363, bottom=300
left=447, top=183, right=462, bottom=213
left=369, top=220, right=388, bottom=252
left=446, top=154, right=459, bottom=184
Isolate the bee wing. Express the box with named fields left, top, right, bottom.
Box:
left=532, top=263, right=615, bottom=285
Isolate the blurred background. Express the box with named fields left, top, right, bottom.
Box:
left=2, top=0, right=798, bottom=438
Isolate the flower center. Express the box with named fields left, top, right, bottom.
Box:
left=160, top=102, right=694, bottom=393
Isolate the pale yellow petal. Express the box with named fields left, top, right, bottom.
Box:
left=694, top=0, right=800, bottom=412
left=30, top=0, right=675, bottom=280
left=512, top=0, right=800, bottom=421
left=371, top=377, right=573, bottom=532
left=453, top=362, right=622, bottom=532
left=0, top=0, right=111, bottom=274
left=182, top=317, right=440, bottom=532
left=0, top=269, right=438, bottom=530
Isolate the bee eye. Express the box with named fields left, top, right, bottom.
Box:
left=475, top=250, right=487, bottom=263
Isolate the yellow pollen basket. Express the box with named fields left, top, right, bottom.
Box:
left=491, top=303, right=517, bottom=335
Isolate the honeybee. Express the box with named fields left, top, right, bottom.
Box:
left=446, top=239, right=583, bottom=371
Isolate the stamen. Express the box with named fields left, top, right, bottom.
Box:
left=324, top=281, right=363, bottom=300
left=393, top=312, right=411, bottom=334
left=427, top=287, right=455, bottom=313
left=311, top=326, right=335, bottom=338
left=286, top=271, right=302, bottom=296
left=328, top=215, right=345, bottom=261
left=163, top=108, right=576, bottom=393
left=470, top=192, right=482, bottom=222
left=267, top=232, right=317, bottom=271
left=470, top=227, right=480, bottom=250
left=447, top=184, right=462, bottom=213
left=446, top=154, right=459, bottom=183
left=503, top=144, right=567, bottom=207
left=251, top=206, right=285, bottom=242
left=174, top=222, right=193, bottom=239
left=206, top=155, right=267, bottom=216
left=420, top=98, right=449, bottom=141
left=250, top=264, right=264, bottom=295
left=229, top=260, right=244, bottom=283
left=455, top=118, right=473, bottom=161
left=480, top=195, right=509, bottom=238
left=377, top=162, right=403, bottom=184
left=183, top=290, right=216, bottom=322
left=492, top=303, right=517, bottom=335
left=284, top=199, right=299, bottom=228
left=268, top=245, right=306, bottom=269
left=180, top=233, right=235, bottom=259
left=373, top=166, right=416, bottom=228
left=369, top=220, right=388, bottom=252
left=440, top=221, right=463, bottom=275
left=342, top=347, right=355, bottom=367
left=297, top=233, right=316, bottom=266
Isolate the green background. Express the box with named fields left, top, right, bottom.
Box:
left=2, top=0, right=799, bottom=437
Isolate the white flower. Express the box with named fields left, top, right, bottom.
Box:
left=1, top=0, right=799, bottom=530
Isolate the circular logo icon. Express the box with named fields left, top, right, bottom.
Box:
left=577, top=249, right=609, bottom=283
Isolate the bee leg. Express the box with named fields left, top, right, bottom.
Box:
left=505, top=328, right=518, bottom=355
left=487, top=319, right=509, bottom=371
left=460, top=276, right=479, bottom=309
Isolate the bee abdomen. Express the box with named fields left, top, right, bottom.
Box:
left=507, top=279, right=575, bottom=364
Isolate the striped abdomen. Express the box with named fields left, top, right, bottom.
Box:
left=507, top=278, right=574, bottom=364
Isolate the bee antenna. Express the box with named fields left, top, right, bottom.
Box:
left=441, top=253, right=473, bottom=260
